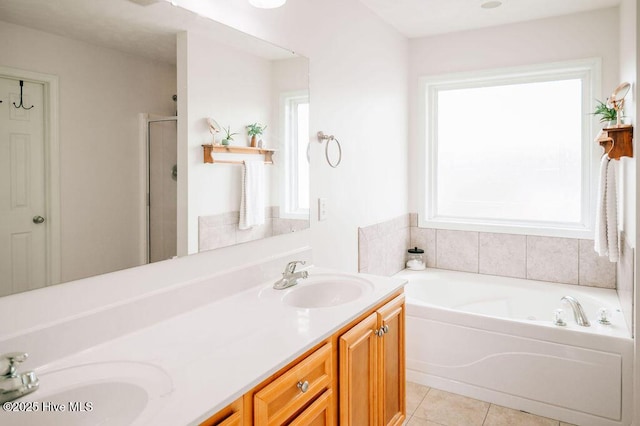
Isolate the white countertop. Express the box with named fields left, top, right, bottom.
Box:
left=1, top=267, right=405, bottom=426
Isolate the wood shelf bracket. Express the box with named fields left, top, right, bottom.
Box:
left=596, top=125, right=633, bottom=160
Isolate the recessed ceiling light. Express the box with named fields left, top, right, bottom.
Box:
left=481, top=1, right=502, bottom=9
left=249, top=0, right=287, bottom=8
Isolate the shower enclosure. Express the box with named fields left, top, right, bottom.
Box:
left=147, top=117, right=177, bottom=263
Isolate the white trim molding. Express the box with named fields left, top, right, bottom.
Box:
left=0, top=66, right=60, bottom=285
left=279, top=90, right=310, bottom=220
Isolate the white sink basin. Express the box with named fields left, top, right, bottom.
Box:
left=282, top=274, right=374, bottom=308
left=0, top=361, right=173, bottom=426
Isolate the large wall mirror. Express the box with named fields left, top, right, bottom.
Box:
left=0, top=0, right=310, bottom=297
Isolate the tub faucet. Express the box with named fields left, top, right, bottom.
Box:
left=0, top=352, right=39, bottom=403
left=273, top=260, right=309, bottom=290
left=561, top=296, right=591, bottom=327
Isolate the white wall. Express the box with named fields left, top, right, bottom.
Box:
left=619, top=1, right=637, bottom=250
left=618, top=0, right=638, bottom=422
left=408, top=8, right=620, bottom=218
left=175, top=0, right=409, bottom=271
left=0, top=21, right=176, bottom=282
left=179, top=32, right=274, bottom=254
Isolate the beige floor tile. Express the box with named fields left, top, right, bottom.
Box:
left=413, top=389, right=489, bottom=426
left=484, top=405, right=559, bottom=426
left=407, top=415, right=446, bottom=425
left=559, top=423, right=577, bottom=426
left=406, top=382, right=430, bottom=416
left=407, top=381, right=431, bottom=396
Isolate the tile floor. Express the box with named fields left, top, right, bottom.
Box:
left=405, top=382, right=577, bottom=426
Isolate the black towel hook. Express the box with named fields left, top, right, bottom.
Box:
left=13, top=80, right=34, bottom=110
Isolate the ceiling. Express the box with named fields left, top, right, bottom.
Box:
left=358, top=0, right=621, bottom=38
left=0, top=0, right=623, bottom=61
left=0, top=0, right=295, bottom=64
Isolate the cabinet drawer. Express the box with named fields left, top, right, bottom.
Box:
left=216, top=411, right=241, bottom=426
left=200, top=397, right=243, bottom=426
left=289, top=389, right=335, bottom=426
left=254, top=342, right=333, bottom=425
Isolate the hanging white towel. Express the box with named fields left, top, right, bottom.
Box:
left=594, top=154, right=619, bottom=262
left=239, top=160, right=265, bottom=230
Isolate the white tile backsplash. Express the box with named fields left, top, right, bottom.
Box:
left=360, top=214, right=619, bottom=289
left=199, top=208, right=309, bottom=251
left=578, top=239, right=616, bottom=288
left=410, top=227, right=436, bottom=267
left=358, top=214, right=411, bottom=276
left=527, top=236, right=579, bottom=284
left=386, top=231, right=411, bottom=275
left=479, top=233, right=526, bottom=278
left=436, top=230, right=479, bottom=273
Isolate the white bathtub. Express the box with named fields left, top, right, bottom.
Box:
left=396, top=268, right=634, bottom=426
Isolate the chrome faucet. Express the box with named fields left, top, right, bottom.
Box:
left=561, top=296, right=591, bottom=327
left=0, top=352, right=39, bottom=403
left=273, top=260, right=309, bottom=290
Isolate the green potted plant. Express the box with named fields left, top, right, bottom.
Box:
left=246, top=123, right=267, bottom=148
left=592, top=99, right=617, bottom=127
left=221, top=126, right=239, bottom=146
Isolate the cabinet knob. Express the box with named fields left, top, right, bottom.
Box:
left=374, top=325, right=389, bottom=337
left=297, top=380, right=309, bottom=393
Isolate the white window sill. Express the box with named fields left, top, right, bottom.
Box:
left=418, top=217, right=594, bottom=240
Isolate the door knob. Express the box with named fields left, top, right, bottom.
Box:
left=32, top=216, right=45, bottom=224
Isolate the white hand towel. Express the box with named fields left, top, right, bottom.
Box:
left=239, top=160, right=265, bottom=230
left=594, top=155, right=619, bottom=262
left=605, top=158, right=619, bottom=262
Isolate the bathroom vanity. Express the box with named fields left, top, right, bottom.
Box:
left=0, top=250, right=406, bottom=426
left=201, top=292, right=405, bottom=426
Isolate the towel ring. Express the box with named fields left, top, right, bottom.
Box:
left=317, top=131, right=342, bottom=168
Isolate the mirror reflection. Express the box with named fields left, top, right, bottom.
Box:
left=0, top=0, right=309, bottom=297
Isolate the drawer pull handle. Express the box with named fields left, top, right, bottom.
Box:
left=297, top=380, right=309, bottom=393
left=382, top=325, right=389, bottom=334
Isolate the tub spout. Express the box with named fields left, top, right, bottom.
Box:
left=560, top=296, right=591, bottom=327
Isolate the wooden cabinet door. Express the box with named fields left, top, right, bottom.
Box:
left=339, top=312, right=378, bottom=426
left=377, top=295, right=406, bottom=426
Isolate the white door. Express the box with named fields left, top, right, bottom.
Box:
left=0, top=77, right=46, bottom=296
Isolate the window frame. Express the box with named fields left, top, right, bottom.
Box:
left=418, top=58, right=601, bottom=238
left=279, top=90, right=309, bottom=220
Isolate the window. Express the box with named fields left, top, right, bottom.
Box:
left=419, top=59, right=600, bottom=237
left=281, top=91, right=309, bottom=218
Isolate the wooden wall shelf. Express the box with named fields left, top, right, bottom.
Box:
left=202, top=144, right=275, bottom=165
left=597, top=125, right=633, bottom=160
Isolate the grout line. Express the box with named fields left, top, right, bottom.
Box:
left=525, top=234, right=529, bottom=279
left=434, top=229, right=439, bottom=268
left=481, top=403, right=492, bottom=425
left=476, top=231, right=481, bottom=274
left=577, top=238, right=581, bottom=286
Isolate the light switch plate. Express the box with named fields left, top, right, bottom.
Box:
left=318, top=198, right=327, bottom=221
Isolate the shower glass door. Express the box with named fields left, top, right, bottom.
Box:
left=148, top=118, right=177, bottom=263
